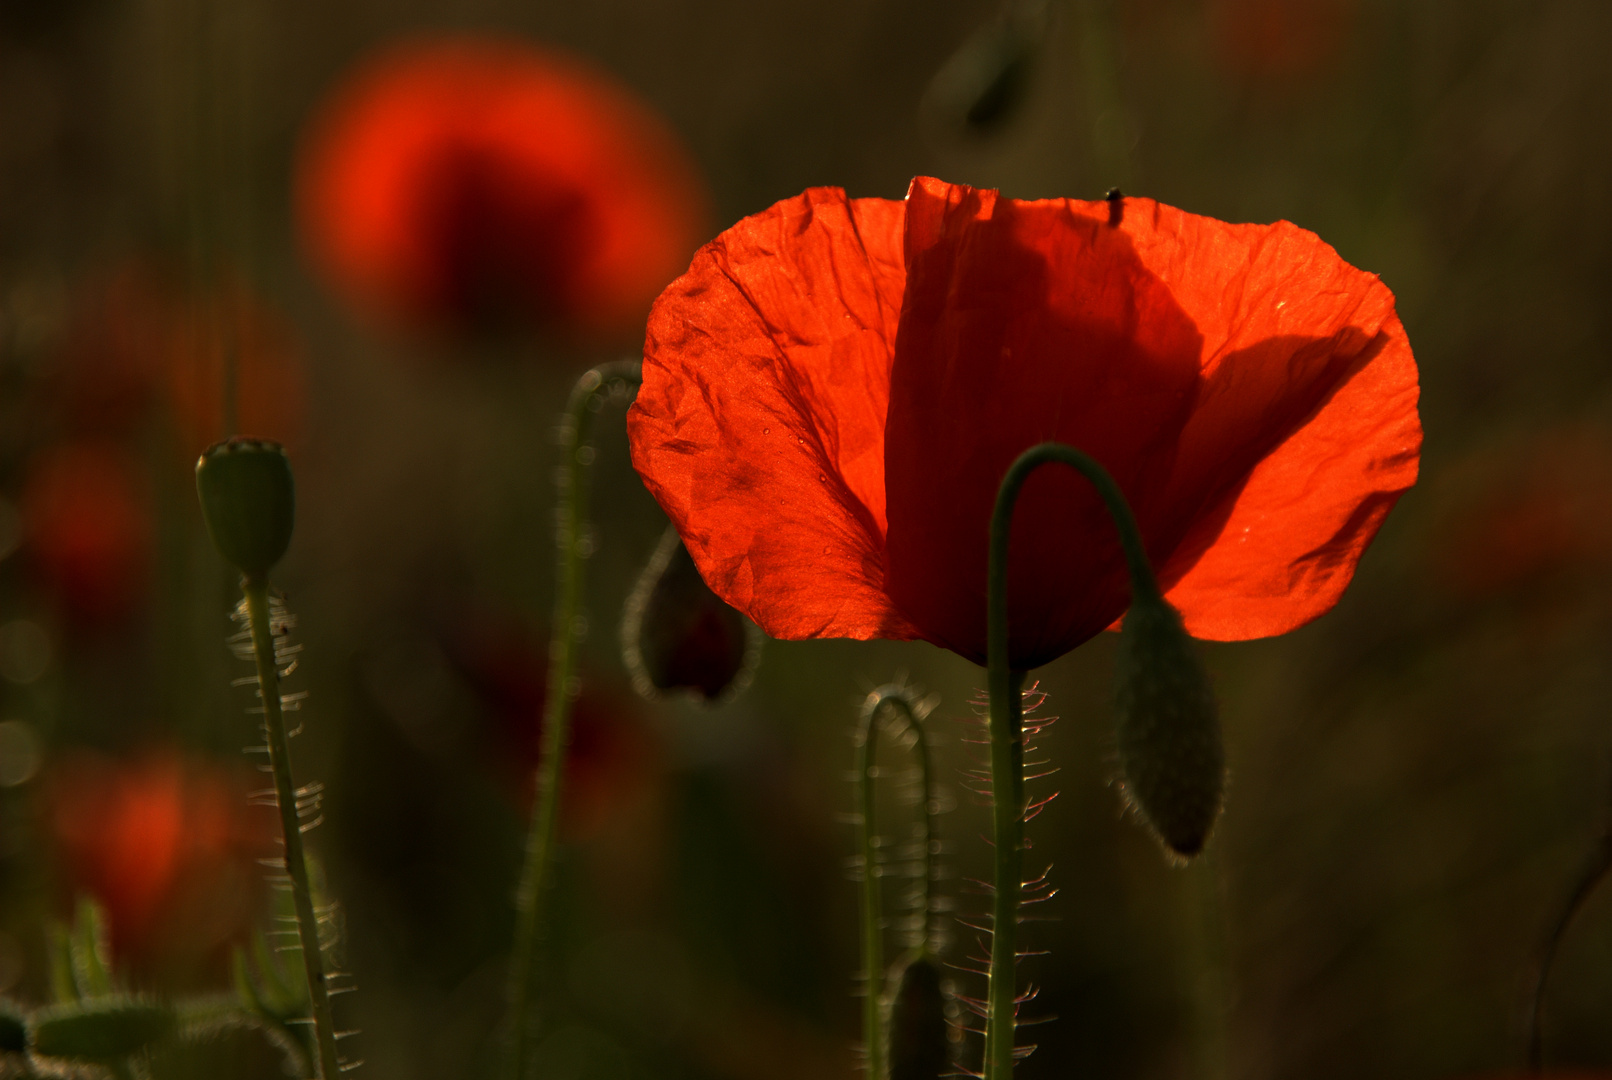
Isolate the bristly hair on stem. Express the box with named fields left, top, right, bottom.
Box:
left=230, top=586, right=354, bottom=1079
left=504, top=360, right=641, bottom=1080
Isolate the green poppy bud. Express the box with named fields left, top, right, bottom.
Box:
left=1114, top=592, right=1224, bottom=858
left=886, top=953, right=951, bottom=1080
left=194, top=438, right=294, bottom=579
left=622, top=524, right=759, bottom=701
left=31, top=998, right=175, bottom=1061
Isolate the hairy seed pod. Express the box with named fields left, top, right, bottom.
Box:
left=195, top=438, right=295, bottom=578
left=31, top=999, right=175, bottom=1061
left=886, top=954, right=951, bottom=1080
left=622, top=524, right=758, bottom=701
left=1114, top=593, right=1224, bottom=857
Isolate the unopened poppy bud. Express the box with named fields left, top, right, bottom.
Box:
left=622, top=524, right=758, bottom=701
left=886, top=953, right=951, bottom=1080
left=1114, top=591, right=1224, bottom=857
left=923, top=0, right=1047, bottom=136
left=194, top=438, right=294, bottom=578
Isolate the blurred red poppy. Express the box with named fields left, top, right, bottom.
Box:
left=439, top=608, right=657, bottom=841
left=1207, top=0, right=1356, bottom=81
left=43, top=750, right=276, bottom=971
left=52, top=267, right=305, bottom=455
left=629, top=177, right=1421, bottom=669
left=20, top=441, right=153, bottom=626
left=296, top=36, right=708, bottom=341
left=163, top=278, right=306, bottom=456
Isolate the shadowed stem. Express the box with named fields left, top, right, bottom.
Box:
left=242, top=576, right=340, bottom=1080
left=1526, top=782, right=1612, bottom=1070
left=505, top=360, right=641, bottom=1080
left=856, top=687, right=939, bottom=1080
left=985, top=441, right=1157, bottom=1080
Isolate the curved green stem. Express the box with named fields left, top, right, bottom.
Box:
left=856, top=686, right=939, bottom=1080
left=1527, top=811, right=1612, bottom=1069
left=984, top=441, right=1156, bottom=1080
left=242, top=577, right=340, bottom=1080
left=504, top=360, right=641, bottom=1080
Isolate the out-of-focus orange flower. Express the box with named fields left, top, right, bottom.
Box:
left=1207, top=0, right=1356, bottom=81
left=296, top=36, right=708, bottom=341
left=440, top=608, right=657, bottom=841
left=20, top=441, right=153, bottom=626
left=163, top=278, right=307, bottom=456
left=52, top=267, right=305, bottom=456
left=42, top=751, right=276, bottom=970
left=1435, top=430, right=1612, bottom=602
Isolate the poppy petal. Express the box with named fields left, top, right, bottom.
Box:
left=1109, top=204, right=1422, bottom=639
left=629, top=187, right=918, bottom=642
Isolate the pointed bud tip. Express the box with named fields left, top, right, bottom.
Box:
left=195, top=437, right=295, bottom=577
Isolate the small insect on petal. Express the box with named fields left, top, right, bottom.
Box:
left=195, top=438, right=295, bottom=579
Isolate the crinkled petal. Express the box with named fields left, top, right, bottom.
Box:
left=628, top=188, right=918, bottom=641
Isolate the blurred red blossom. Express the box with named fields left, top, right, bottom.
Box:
left=1434, top=428, right=1612, bottom=603
left=440, top=608, right=659, bottom=842
left=629, top=177, right=1421, bottom=669
left=52, top=267, right=306, bottom=455
left=20, top=440, right=153, bottom=626
left=42, top=750, right=276, bottom=972
left=296, top=36, right=708, bottom=342
left=1207, top=0, right=1357, bottom=81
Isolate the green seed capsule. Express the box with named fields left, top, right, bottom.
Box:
left=1114, top=593, right=1224, bottom=858
left=31, top=998, right=175, bottom=1061
left=195, top=438, right=295, bottom=578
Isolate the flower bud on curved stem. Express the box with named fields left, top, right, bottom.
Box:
left=621, top=523, right=760, bottom=702
left=986, top=441, right=1223, bottom=1080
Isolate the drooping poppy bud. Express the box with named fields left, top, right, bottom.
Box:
left=194, top=438, right=294, bottom=579
left=621, top=524, right=759, bottom=702
left=886, top=953, right=952, bottom=1080
left=1114, top=591, right=1224, bottom=857
left=923, top=1, right=1047, bottom=137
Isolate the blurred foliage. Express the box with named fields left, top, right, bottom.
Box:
left=0, top=0, right=1608, bottom=1079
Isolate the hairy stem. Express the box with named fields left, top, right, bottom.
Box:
left=505, top=360, right=641, bottom=1080
left=242, top=577, right=340, bottom=1080
left=985, top=441, right=1158, bottom=1080
left=857, top=687, right=939, bottom=1079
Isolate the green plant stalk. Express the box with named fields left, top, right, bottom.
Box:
left=242, top=577, right=340, bottom=1080
left=505, top=360, right=641, bottom=1080
left=857, top=687, right=940, bottom=1080
left=856, top=695, right=887, bottom=1080
left=985, top=442, right=1158, bottom=1080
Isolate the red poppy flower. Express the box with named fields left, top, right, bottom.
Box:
left=21, top=441, right=153, bottom=626
left=43, top=750, right=276, bottom=968
left=296, top=36, right=708, bottom=341
left=628, top=178, right=1421, bottom=669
